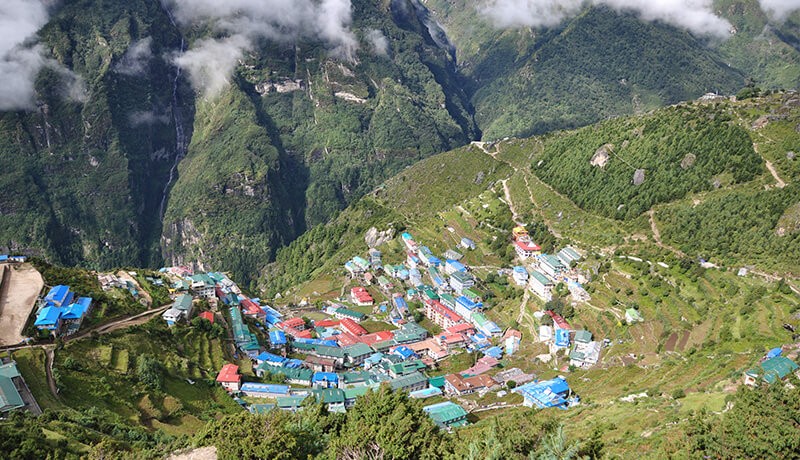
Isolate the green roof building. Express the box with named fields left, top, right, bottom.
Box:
left=745, top=356, right=800, bottom=385
left=389, top=371, right=428, bottom=392
left=394, top=322, right=428, bottom=343
left=0, top=363, right=25, bottom=413
left=276, top=395, right=309, bottom=411
left=423, top=401, right=469, bottom=429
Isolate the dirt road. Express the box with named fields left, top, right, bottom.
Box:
left=0, top=264, right=44, bottom=346
left=765, top=160, right=786, bottom=188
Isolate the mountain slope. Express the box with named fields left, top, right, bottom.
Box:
left=426, top=1, right=800, bottom=139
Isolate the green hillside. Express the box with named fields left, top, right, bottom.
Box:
left=426, top=1, right=800, bottom=140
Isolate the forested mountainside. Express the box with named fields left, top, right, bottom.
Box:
left=425, top=0, right=800, bottom=139
left=1, top=0, right=800, bottom=285
left=265, top=92, right=800, bottom=295
left=0, top=0, right=476, bottom=285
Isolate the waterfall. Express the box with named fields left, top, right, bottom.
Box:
left=159, top=3, right=188, bottom=221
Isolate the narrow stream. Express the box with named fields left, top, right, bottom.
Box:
left=159, top=3, right=187, bottom=221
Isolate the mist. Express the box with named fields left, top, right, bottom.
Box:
left=759, top=0, right=800, bottom=22
left=482, top=0, right=733, bottom=38
left=116, top=37, right=153, bottom=76
left=167, top=0, right=358, bottom=98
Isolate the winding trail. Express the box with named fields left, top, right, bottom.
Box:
left=764, top=160, right=786, bottom=188
left=44, top=347, right=58, bottom=398
left=647, top=210, right=686, bottom=258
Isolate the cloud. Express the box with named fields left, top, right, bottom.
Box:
left=166, top=0, right=358, bottom=97
left=115, top=37, right=153, bottom=76
left=173, top=36, right=250, bottom=98
left=481, top=0, right=733, bottom=38
left=0, top=0, right=51, bottom=110
left=129, top=109, right=170, bottom=127
left=366, top=29, right=389, bottom=56
left=759, top=0, right=800, bottom=22
left=0, top=0, right=87, bottom=111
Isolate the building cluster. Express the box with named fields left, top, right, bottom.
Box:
left=0, top=255, right=27, bottom=264
left=33, top=285, right=92, bottom=336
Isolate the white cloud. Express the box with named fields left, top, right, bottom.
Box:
left=366, top=29, right=389, bottom=56
left=759, top=0, right=800, bottom=22
left=166, top=0, right=358, bottom=97
left=116, top=37, right=153, bottom=76
left=173, top=36, right=250, bottom=98
left=482, top=0, right=733, bottom=38
left=0, top=0, right=87, bottom=111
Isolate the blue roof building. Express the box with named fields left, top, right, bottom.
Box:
left=269, top=330, right=287, bottom=346
left=34, top=306, right=62, bottom=330
left=240, top=383, right=290, bottom=397
left=255, top=352, right=287, bottom=366
left=45, top=285, right=71, bottom=307
left=312, top=372, right=339, bottom=388
left=514, top=378, right=577, bottom=409
left=392, top=346, right=416, bottom=361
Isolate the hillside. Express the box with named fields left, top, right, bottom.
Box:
left=425, top=0, right=800, bottom=139
left=0, top=0, right=476, bottom=285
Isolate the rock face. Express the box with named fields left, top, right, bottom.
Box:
left=633, top=169, right=645, bottom=186
left=365, top=227, right=395, bottom=248
left=590, top=144, right=614, bottom=168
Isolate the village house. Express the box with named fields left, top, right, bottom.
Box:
left=471, top=312, right=502, bottom=337
left=569, top=330, right=601, bottom=369
left=389, top=371, right=428, bottom=392
left=312, top=372, right=339, bottom=389
left=377, top=275, right=394, bottom=291
left=454, top=296, right=482, bottom=322
left=449, top=271, right=475, bottom=295
left=189, top=273, right=216, bottom=298
left=423, top=401, right=469, bottom=429
left=216, top=364, right=242, bottom=392
left=350, top=287, right=374, bottom=307
left=514, top=377, right=577, bottom=409
left=0, top=362, right=28, bottom=414
left=493, top=367, right=535, bottom=386
left=444, top=373, right=496, bottom=396
left=444, top=259, right=467, bottom=275
left=393, top=322, right=429, bottom=344
left=402, top=232, right=418, bottom=251
left=240, top=383, right=291, bottom=399
left=743, top=356, right=800, bottom=386
left=557, top=247, right=582, bottom=267
left=425, top=299, right=465, bottom=329
left=162, top=294, right=194, bottom=326
left=514, top=240, right=541, bottom=260
left=625, top=308, right=644, bottom=324
left=229, top=307, right=260, bottom=353
left=539, top=254, right=567, bottom=278
left=503, top=329, right=522, bottom=355
left=333, top=306, right=367, bottom=322
left=407, top=339, right=450, bottom=361
left=528, top=270, right=554, bottom=301
left=460, top=237, right=476, bottom=250
left=512, top=266, right=529, bottom=286
left=443, top=249, right=463, bottom=261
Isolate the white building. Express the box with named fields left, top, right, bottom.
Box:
left=528, top=270, right=554, bottom=301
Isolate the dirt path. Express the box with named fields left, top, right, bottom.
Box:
left=0, top=264, right=44, bottom=346
left=116, top=271, right=153, bottom=306
left=764, top=160, right=786, bottom=188
left=471, top=141, right=496, bottom=158
left=646, top=210, right=686, bottom=258
left=66, top=305, right=169, bottom=341
left=499, top=179, right=522, bottom=224
left=44, top=346, right=58, bottom=398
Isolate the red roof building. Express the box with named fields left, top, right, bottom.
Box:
left=241, top=298, right=263, bottom=317
left=545, top=310, right=571, bottom=331
left=350, top=287, right=374, bottom=306
left=360, top=330, right=395, bottom=347
left=336, top=332, right=361, bottom=347
left=437, top=332, right=467, bottom=349
left=199, top=311, right=215, bottom=324
left=314, top=319, right=341, bottom=328
left=284, top=326, right=313, bottom=339
left=446, top=323, right=475, bottom=335
left=340, top=318, right=368, bottom=336
left=514, top=240, right=542, bottom=259
left=424, top=299, right=464, bottom=329
left=280, top=317, right=306, bottom=330
left=216, top=364, right=241, bottom=391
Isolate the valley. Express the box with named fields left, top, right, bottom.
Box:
left=1, top=1, right=800, bottom=458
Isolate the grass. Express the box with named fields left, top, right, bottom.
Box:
left=11, top=347, right=59, bottom=410
left=360, top=320, right=397, bottom=333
